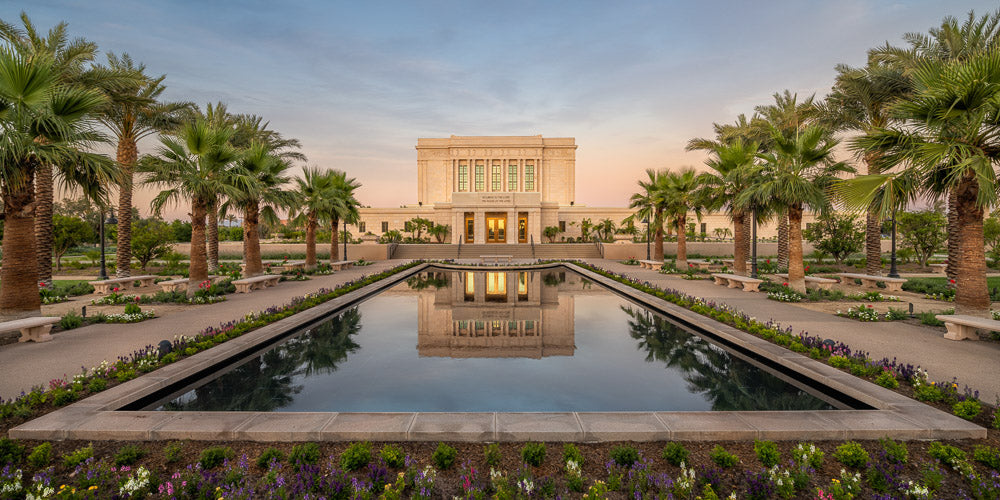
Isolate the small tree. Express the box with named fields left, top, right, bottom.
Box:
left=53, top=215, right=95, bottom=271
left=543, top=226, right=561, bottom=243
left=169, top=219, right=192, bottom=242
left=984, top=215, right=1000, bottom=265
left=802, top=213, right=864, bottom=265
left=428, top=224, right=450, bottom=243
left=896, top=210, right=946, bottom=267
left=131, top=218, right=174, bottom=271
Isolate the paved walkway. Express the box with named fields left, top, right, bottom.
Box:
left=589, top=259, right=1000, bottom=402
left=0, top=260, right=404, bottom=399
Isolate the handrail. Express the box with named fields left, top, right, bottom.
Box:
left=530, top=235, right=535, bottom=259
left=594, top=239, right=604, bottom=258
left=387, top=242, right=399, bottom=259
left=456, top=239, right=462, bottom=259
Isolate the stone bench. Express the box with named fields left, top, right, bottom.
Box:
left=929, top=263, right=947, bottom=274
left=1, top=317, right=61, bottom=343
left=88, top=275, right=158, bottom=294
left=232, top=274, right=282, bottom=293
left=158, top=275, right=222, bottom=293
left=686, top=259, right=717, bottom=270
left=277, top=260, right=306, bottom=272
left=774, top=273, right=838, bottom=290
left=479, top=255, right=512, bottom=264
left=330, top=260, right=357, bottom=270
left=638, top=259, right=664, bottom=270
left=711, top=273, right=763, bottom=292
left=836, top=273, right=907, bottom=292
left=937, top=314, right=999, bottom=341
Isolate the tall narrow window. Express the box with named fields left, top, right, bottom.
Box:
left=358, top=222, right=366, bottom=233
left=491, top=160, right=501, bottom=191
left=525, top=161, right=535, bottom=191
left=475, top=161, right=485, bottom=192
left=458, top=161, right=468, bottom=192
left=381, top=221, right=388, bottom=233
left=508, top=162, right=518, bottom=191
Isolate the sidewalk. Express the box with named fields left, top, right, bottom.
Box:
left=589, top=259, right=1000, bottom=402
left=0, top=260, right=403, bottom=399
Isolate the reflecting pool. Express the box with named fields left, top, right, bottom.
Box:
left=153, top=267, right=836, bottom=412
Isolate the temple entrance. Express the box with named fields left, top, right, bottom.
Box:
left=486, top=213, right=506, bottom=243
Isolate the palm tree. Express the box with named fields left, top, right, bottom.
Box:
left=595, top=218, right=616, bottom=242
left=0, top=48, right=114, bottom=319
left=95, top=53, right=193, bottom=278
left=740, top=124, right=851, bottom=293
left=849, top=51, right=1000, bottom=315
left=291, top=166, right=333, bottom=270
left=142, top=119, right=241, bottom=294
left=326, top=170, right=361, bottom=263
left=663, top=168, right=705, bottom=269
left=629, top=169, right=670, bottom=261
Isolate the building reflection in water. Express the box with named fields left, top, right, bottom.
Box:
left=411, top=269, right=579, bottom=358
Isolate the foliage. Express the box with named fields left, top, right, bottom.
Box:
left=198, top=446, right=234, bottom=469
left=879, top=438, right=908, bottom=464
left=834, top=441, right=870, bottom=468
left=896, top=210, right=947, bottom=267
left=754, top=440, right=781, bottom=468
left=59, top=311, right=84, bottom=330
left=130, top=217, right=174, bottom=270
left=379, top=444, right=405, bottom=469
left=163, top=441, right=184, bottom=463
left=169, top=219, right=192, bottom=242
left=953, top=399, right=983, bottom=420
left=709, top=445, right=738, bottom=468
left=927, top=442, right=966, bottom=469
left=609, top=445, right=639, bottom=467
left=520, top=442, right=546, bottom=467
left=837, top=304, right=881, bottom=322
left=973, top=445, right=1000, bottom=471
left=562, top=443, right=584, bottom=466
left=255, top=447, right=286, bottom=469
left=875, top=370, right=899, bottom=389
left=291, top=442, right=322, bottom=466
left=432, top=442, right=457, bottom=470
left=802, top=213, right=864, bottom=264
left=792, top=442, right=824, bottom=470
left=0, top=438, right=25, bottom=466
left=543, top=226, right=561, bottom=242
left=483, top=443, right=502, bottom=467
left=52, top=215, right=95, bottom=270
left=113, top=444, right=147, bottom=467
left=27, top=443, right=52, bottom=469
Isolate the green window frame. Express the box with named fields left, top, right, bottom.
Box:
left=508, top=162, right=518, bottom=191
left=475, top=162, right=484, bottom=192
left=491, top=161, right=502, bottom=191
left=525, top=162, right=535, bottom=191
left=458, top=162, right=468, bottom=192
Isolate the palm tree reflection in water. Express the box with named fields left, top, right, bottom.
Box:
left=621, top=306, right=831, bottom=411
left=162, top=308, right=362, bottom=411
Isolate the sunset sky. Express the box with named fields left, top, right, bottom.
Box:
left=7, top=1, right=997, bottom=219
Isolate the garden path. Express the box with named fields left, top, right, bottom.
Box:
left=591, top=259, right=1000, bottom=403
left=0, top=260, right=404, bottom=399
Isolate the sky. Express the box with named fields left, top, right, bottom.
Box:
left=4, top=0, right=998, bottom=219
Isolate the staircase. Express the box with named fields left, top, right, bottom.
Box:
left=390, top=243, right=600, bottom=260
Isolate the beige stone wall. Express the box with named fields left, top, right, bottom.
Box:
left=601, top=239, right=894, bottom=259
left=171, top=242, right=389, bottom=261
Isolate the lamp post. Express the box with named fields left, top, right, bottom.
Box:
left=751, top=208, right=758, bottom=279
left=643, top=216, right=650, bottom=260
left=887, top=214, right=900, bottom=278
left=98, top=210, right=118, bottom=280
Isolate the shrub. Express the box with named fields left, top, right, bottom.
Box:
left=879, top=438, right=907, bottom=464
left=610, top=445, right=639, bottom=467
left=51, top=388, right=76, bottom=406
left=662, top=442, right=689, bottom=466
left=113, top=444, right=147, bottom=467
left=953, top=399, right=982, bottom=420
left=199, top=446, right=234, bottom=469
left=62, top=444, right=94, bottom=468
left=0, top=438, right=25, bottom=466
left=754, top=440, right=780, bottom=468
left=828, top=355, right=851, bottom=369
left=521, top=442, right=546, bottom=467
left=483, top=443, right=501, bottom=467
left=792, top=442, right=824, bottom=470
left=973, top=445, right=1000, bottom=471
left=914, top=384, right=943, bottom=402
left=833, top=442, right=869, bottom=468
left=59, top=311, right=83, bottom=330
left=27, top=442, right=52, bottom=469
left=292, top=442, right=322, bottom=466
left=87, top=377, right=107, bottom=393
left=562, top=443, right=584, bottom=466
left=164, top=441, right=184, bottom=464
left=433, top=442, right=458, bottom=470
left=875, top=371, right=899, bottom=389
left=379, top=444, right=405, bottom=469
left=927, top=442, right=966, bottom=469
left=123, top=303, right=141, bottom=314
left=918, top=311, right=945, bottom=327
left=256, top=447, right=286, bottom=469
left=994, top=405, right=1000, bottom=430
left=709, top=445, right=738, bottom=468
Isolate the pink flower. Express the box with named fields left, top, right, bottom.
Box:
left=782, top=282, right=788, bottom=286
left=766, top=259, right=770, bottom=264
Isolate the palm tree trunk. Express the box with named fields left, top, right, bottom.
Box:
left=675, top=214, right=688, bottom=269
left=946, top=188, right=959, bottom=280
left=187, top=197, right=209, bottom=297
left=653, top=208, right=664, bottom=261
left=741, top=212, right=752, bottom=270
left=33, top=163, right=53, bottom=288
left=786, top=204, right=806, bottom=293
left=777, top=213, right=789, bottom=269
left=865, top=207, right=882, bottom=275
left=733, top=212, right=747, bottom=276
left=2, top=168, right=42, bottom=320
left=305, top=213, right=317, bottom=270
left=243, top=202, right=263, bottom=277
left=115, top=137, right=138, bottom=278
left=330, top=217, right=340, bottom=263
left=953, top=177, right=990, bottom=315
left=207, top=199, right=219, bottom=273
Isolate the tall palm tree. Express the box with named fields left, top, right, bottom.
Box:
left=142, top=119, right=241, bottom=294
left=95, top=52, right=193, bottom=278
left=663, top=168, right=704, bottom=269
left=0, top=48, right=114, bottom=319
left=822, top=60, right=911, bottom=275
left=629, top=169, right=670, bottom=261
left=740, top=124, right=851, bottom=293
left=291, top=167, right=333, bottom=270
left=326, top=170, right=361, bottom=263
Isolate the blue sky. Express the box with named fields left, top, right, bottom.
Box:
left=5, top=1, right=997, bottom=217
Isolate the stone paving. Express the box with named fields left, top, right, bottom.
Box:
left=0, top=260, right=403, bottom=399
left=588, top=259, right=1000, bottom=402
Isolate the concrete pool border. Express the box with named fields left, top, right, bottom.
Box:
left=10, top=262, right=985, bottom=442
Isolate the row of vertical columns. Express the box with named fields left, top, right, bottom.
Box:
left=451, top=158, right=541, bottom=193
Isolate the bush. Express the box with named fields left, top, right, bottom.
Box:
left=484, top=443, right=502, bottom=467
left=914, top=384, right=943, bottom=402
left=256, top=447, right=286, bottom=469
left=59, top=311, right=83, bottom=330
left=828, top=355, right=851, bottom=369
left=87, top=377, right=107, bottom=393
left=433, top=442, right=457, bottom=470
left=610, top=445, right=639, bottom=467
left=994, top=405, right=1000, bottom=430
left=875, top=370, right=899, bottom=389
left=164, top=441, right=184, bottom=464
left=0, top=438, right=25, bottom=466
left=928, top=442, right=967, bottom=468
left=792, top=442, right=824, bottom=470
left=953, top=399, right=982, bottom=420
left=973, top=445, right=1000, bottom=471
left=338, top=442, right=369, bottom=470
left=879, top=438, right=907, bottom=464
left=709, top=445, right=738, bottom=468
left=123, top=303, right=141, bottom=314
left=918, top=311, right=946, bottom=327
left=27, top=442, right=52, bottom=469
left=62, top=444, right=93, bottom=468
left=833, top=442, right=869, bottom=468
left=754, top=440, right=780, bottom=468
left=291, top=442, right=322, bottom=466
left=379, top=444, right=405, bottom=469
left=662, top=442, right=689, bottom=466
left=521, top=442, right=546, bottom=467
left=199, top=446, right=234, bottom=469
left=562, top=443, right=584, bottom=466
left=113, top=444, right=147, bottom=467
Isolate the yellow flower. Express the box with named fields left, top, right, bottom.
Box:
left=88, top=486, right=98, bottom=490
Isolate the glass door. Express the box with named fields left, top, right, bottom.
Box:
left=486, top=215, right=506, bottom=243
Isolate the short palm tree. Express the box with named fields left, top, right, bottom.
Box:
left=663, top=168, right=704, bottom=269
left=629, top=169, right=670, bottom=261
left=291, top=166, right=333, bottom=270
left=692, top=139, right=759, bottom=276
left=0, top=48, right=114, bottom=318
left=325, top=170, right=361, bottom=263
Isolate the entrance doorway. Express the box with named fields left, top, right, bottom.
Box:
left=486, top=213, right=506, bottom=243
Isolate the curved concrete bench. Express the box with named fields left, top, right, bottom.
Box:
left=638, top=259, right=664, bottom=270
left=89, top=275, right=158, bottom=294
left=937, top=314, right=997, bottom=341
left=774, top=273, right=838, bottom=290
left=1, top=316, right=61, bottom=343
left=929, top=263, right=947, bottom=274
left=711, top=273, right=763, bottom=292
left=836, top=273, right=907, bottom=292
left=232, top=274, right=282, bottom=293
left=330, top=260, right=357, bottom=270
left=158, top=275, right=222, bottom=293
left=686, top=259, right=717, bottom=270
